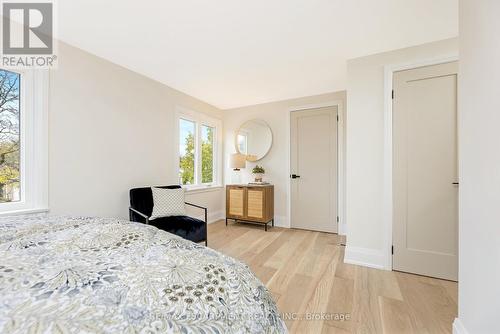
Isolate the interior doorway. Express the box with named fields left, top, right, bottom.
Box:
left=290, top=106, right=338, bottom=233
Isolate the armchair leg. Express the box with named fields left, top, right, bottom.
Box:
left=205, top=240, right=208, bottom=246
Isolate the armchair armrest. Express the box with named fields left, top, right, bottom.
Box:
left=129, top=207, right=149, bottom=224
left=185, top=202, right=208, bottom=247
left=185, top=202, right=207, bottom=224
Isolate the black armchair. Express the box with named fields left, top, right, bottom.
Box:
left=129, top=185, right=208, bottom=246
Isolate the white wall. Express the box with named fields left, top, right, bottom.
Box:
left=223, top=91, right=346, bottom=228
left=455, top=1, right=500, bottom=333
left=49, top=42, right=224, bottom=221
left=345, top=38, right=458, bottom=268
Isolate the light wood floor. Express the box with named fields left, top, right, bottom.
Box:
left=208, top=220, right=457, bottom=334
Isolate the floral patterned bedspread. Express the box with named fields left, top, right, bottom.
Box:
left=0, top=214, right=286, bottom=334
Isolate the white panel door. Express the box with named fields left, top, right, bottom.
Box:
left=393, top=62, right=458, bottom=281
left=291, top=106, right=338, bottom=233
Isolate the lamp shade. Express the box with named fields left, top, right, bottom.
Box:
left=229, top=153, right=246, bottom=170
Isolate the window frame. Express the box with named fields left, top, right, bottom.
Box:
left=175, top=107, right=222, bottom=191
left=0, top=69, right=48, bottom=215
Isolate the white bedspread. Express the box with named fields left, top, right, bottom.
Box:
left=0, top=214, right=286, bottom=333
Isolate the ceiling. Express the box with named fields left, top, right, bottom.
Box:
left=58, top=0, right=458, bottom=109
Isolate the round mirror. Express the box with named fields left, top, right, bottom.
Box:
left=235, top=119, right=273, bottom=162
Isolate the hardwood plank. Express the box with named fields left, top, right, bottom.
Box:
left=351, top=266, right=384, bottom=334
left=322, top=323, right=352, bottom=334
left=395, top=272, right=457, bottom=334
left=252, top=265, right=278, bottom=286
left=439, top=279, right=458, bottom=306
left=322, top=276, right=354, bottom=332
left=266, top=230, right=316, bottom=295
left=379, top=296, right=415, bottom=334
left=293, top=248, right=340, bottom=334
left=246, top=229, right=293, bottom=268
left=295, top=232, right=332, bottom=276
left=276, top=273, right=312, bottom=329
left=218, top=228, right=265, bottom=258
left=207, top=221, right=248, bottom=248
left=369, top=268, right=404, bottom=301
left=208, top=220, right=458, bottom=334
left=335, top=247, right=356, bottom=280
left=264, top=229, right=309, bottom=269
left=288, top=242, right=340, bottom=333
left=240, top=226, right=284, bottom=258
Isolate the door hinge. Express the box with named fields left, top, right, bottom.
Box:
left=336, top=216, right=339, bottom=223
left=336, top=115, right=339, bottom=122
left=391, top=245, right=394, bottom=255
left=391, top=90, right=394, bottom=99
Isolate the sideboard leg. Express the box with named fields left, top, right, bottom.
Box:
left=225, top=218, right=228, bottom=226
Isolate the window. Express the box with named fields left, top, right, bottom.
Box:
left=0, top=69, right=48, bottom=214
left=179, top=119, right=196, bottom=185
left=0, top=70, right=21, bottom=203
left=201, top=125, right=215, bottom=183
left=177, top=108, right=221, bottom=189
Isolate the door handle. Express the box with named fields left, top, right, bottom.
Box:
left=290, top=174, right=301, bottom=179
left=452, top=182, right=459, bottom=185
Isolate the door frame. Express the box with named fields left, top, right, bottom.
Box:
left=383, top=55, right=459, bottom=270
left=286, top=100, right=346, bottom=235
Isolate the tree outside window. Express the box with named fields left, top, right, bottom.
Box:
left=0, top=69, right=20, bottom=203
left=201, top=125, right=214, bottom=183
left=179, top=119, right=195, bottom=185
left=178, top=116, right=217, bottom=187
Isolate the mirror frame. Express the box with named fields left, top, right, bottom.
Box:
left=235, top=119, right=273, bottom=162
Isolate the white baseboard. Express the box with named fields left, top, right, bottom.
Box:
left=190, top=210, right=224, bottom=224
left=338, top=222, right=347, bottom=236
left=273, top=215, right=289, bottom=228
left=208, top=210, right=224, bottom=224
left=453, top=318, right=469, bottom=334
left=344, top=246, right=386, bottom=270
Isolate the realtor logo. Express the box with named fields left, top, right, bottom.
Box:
left=3, top=2, right=53, bottom=54
left=1, top=0, right=57, bottom=68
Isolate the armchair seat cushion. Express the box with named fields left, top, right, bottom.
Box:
left=150, top=215, right=207, bottom=243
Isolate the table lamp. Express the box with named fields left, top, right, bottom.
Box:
left=230, top=153, right=246, bottom=183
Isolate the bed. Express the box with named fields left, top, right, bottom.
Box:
left=0, top=214, right=286, bottom=333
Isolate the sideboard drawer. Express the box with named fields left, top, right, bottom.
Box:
left=228, top=187, right=245, bottom=217
left=247, top=188, right=264, bottom=219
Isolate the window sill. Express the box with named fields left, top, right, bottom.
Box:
left=184, top=185, right=224, bottom=194
left=0, top=207, right=49, bottom=217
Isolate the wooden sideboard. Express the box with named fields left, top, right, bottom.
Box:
left=226, top=184, right=274, bottom=231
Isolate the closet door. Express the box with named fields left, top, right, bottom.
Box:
left=393, top=62, right=458, bottom=281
